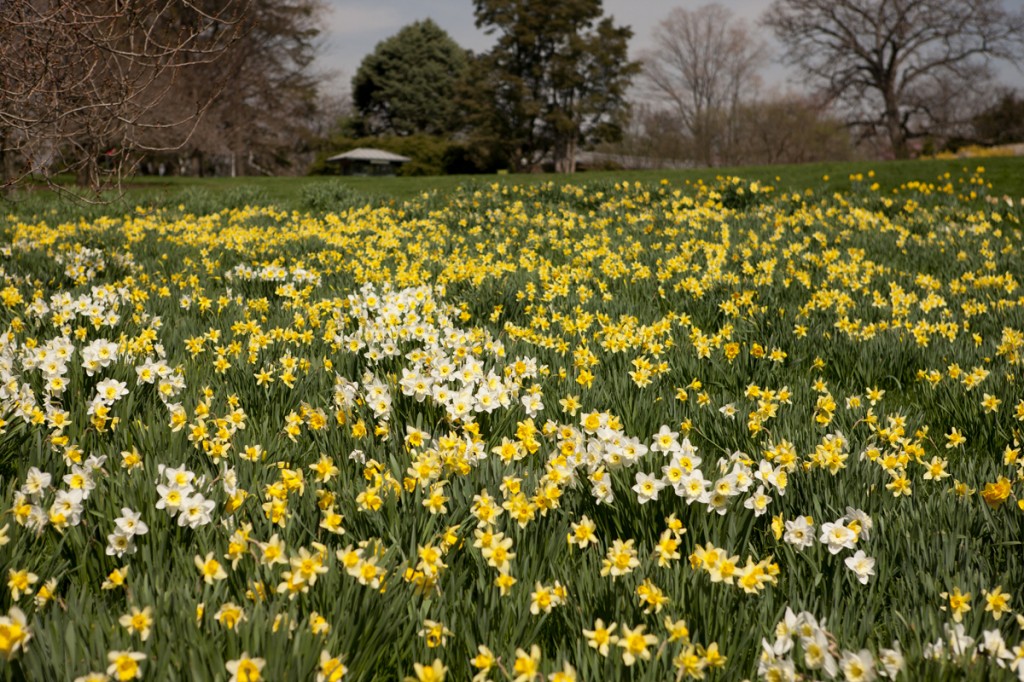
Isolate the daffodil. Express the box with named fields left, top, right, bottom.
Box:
left=106, top=650, right=145, bottom=681
left=226, top=653, right=265, bottom=682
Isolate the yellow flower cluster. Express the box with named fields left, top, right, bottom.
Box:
left=1, top=169, right=1022, bottom=679
left=688, top=543, right=779, bottom=594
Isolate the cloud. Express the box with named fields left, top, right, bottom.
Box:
left=317, top=0, right=780, bottom=82
left=313, top=0, right=1024, bottom=97
left=316, top=1, right=490, bottom=90
left=323, top=2, right=405, bottom=36
left=604, top=0, right=774, bottom=42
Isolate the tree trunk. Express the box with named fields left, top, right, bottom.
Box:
left=553, top=137, right=572, bottom=173
left=886, top=118, right=909, bottom=159
left=512, top=146, right=527, bottom=173
left=0, top=129, right=14, bottom=192
left=883, top=88, right=909, bottom=159
left=75, top=149, right=99, bottom=189
left=695, top=116, right=715, bottom=167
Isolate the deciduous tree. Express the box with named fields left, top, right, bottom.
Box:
left=732, top=93, right=853, bottom=164
left=763, top=0, right=1024, bottom=158
left=0, top=0, right=249, bottom=190
left=641, top=4, right=768, bottom=167
left=178, top=0, right=325, bottom=177
left=0, top=0, right=327, bottom=188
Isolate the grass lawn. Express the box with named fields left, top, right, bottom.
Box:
left=0, top=155, right=1022, bottom=680
left=3, top=155, right=1023, bottom=219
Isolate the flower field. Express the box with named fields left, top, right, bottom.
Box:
left=0, top=169, right=1023, bottom=681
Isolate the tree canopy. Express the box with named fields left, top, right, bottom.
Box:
left=0, top=0, right=326, bottom=188
left=470, top=0, right=639, bottom=172
left=352, top=19, right=469, bottom=137
left=971, top=90, right=1024, bottom=147
left=763, top=0, right=1024, bottom=158
left=0, top=0, right=249, bottom=188
left=642, top=4, right=768, bottom=167
left=185, top=0, right=325, bottom=177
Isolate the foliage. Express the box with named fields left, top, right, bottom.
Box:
left=730, top=94, right=854, bottom=165
left=0, top=165, right=1023, bottom=681
left=469, top=0, right=640, bottom=173
left=0, top=0, right=249, bottom=190
left=312, top=135, right=495, bottom=177
left=352, top=20, right=470, bottom=137
left=169, top=0, right=326, bottom=178
left=0, top=0, right=327, bottom=189
left=607, top=94, right=854, bottom=168
left=299, top=182, right=378, bottom=214
left=971, top=90, right=1024, bottom=148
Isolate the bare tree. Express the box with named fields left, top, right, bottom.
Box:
left=733, top=92, right=854, bottom=164
left=175, top=0, right=325, bottom=177
left=0, top=0, right=249, bottom=191
left=641, top=4, right=769, bottom=167
left=763, top=0, right=1024, bottom=159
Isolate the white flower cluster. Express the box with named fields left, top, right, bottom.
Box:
left=782, top=508, right=876, bottom=584
left=331, top=284, right=532, bottom=427
left=18, top=336, right=75, bottom=397
left=155, top=464, right=216, bottom=529
left=224, top=263, right=321, bottom=287
left=54, top=246, right=106, bottom=282
left=924, top=623, right=1024, bottom=680
left=35, top=287, right=129, bottom=331
left=0, top=300, right=178, bottom=454
left=106, top=508, right=149, bottom=558
left=13, top=456, right=106, bottom=534
left=627, top=425, right=788, bottom=516
left=135, top=356, right=186, bottom=406
left=90, top=378, right=129, bottom=415
left=328, top=285, right=816, bottom=515
left=81, top=338, right=119, bottom=376
left=760, top=608, right=904, bottom=681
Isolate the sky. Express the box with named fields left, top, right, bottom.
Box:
left=316, top=0, right=1024, bottom=96
left=318, top=0, right=784, bottom=93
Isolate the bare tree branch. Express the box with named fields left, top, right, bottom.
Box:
left=763, top=0, right=1024, bottom=158
left=0, top=0, right=250, bottom=192
left=640, top=4, right=769, bottom=167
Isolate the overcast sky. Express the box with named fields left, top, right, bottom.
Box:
left=316, top=0, right=1024, bottom=96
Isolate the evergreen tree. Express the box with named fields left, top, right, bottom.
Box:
left=470, top=0, right=639, bottom=172
left=352, top=20, right=469, bottom=137
left=972, top=90, right=1024, bottom=147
